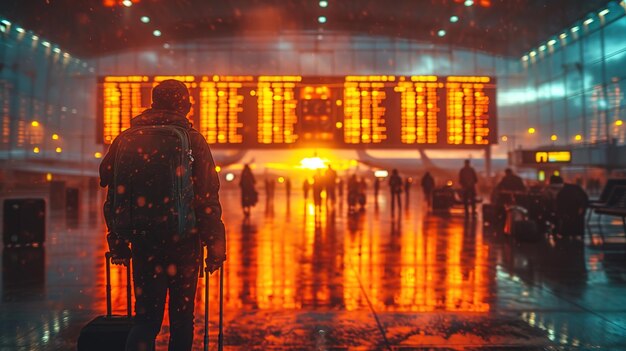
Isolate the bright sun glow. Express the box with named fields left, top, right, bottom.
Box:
left=300, top=157, right=328, bottom=170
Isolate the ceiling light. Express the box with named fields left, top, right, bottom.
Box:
left=1, top=20, right=10, bottom=26
left=548, top=39, right=556, bottom=45
left=318, top=16, right=327, bottom=24
left=122, top=0, right=132, bottom=7
left=522, top=55, right=529, bottom=61
left=140, top=16, right=150, bottom=23
left=32, top=35, right=39, bottom=41
left=559, top=33, right=567, bottom=39
left=571, top=26, right=580, bottom=32
left=584, top=18, right=594, bottom=25
left=599, top=9, right=609, bottom=16
left=16, top=27, right=24, bottom=33
left=450, top=16, right=459, bottom=23
left=63, top=52, right=70, bottom=58
left=539, top=45, right=546, bottom=51
left=464, top=0, right=474, bottom=6
left=319, top=0, right=328, bottom=8
left=437, top=29, right=446, bottom=37
left=53, top=47, right=61, bottom=53
left=529, top=51, right=537, bottom=57
left=42, top=41, right=51, bottom=47
left=153, top=29, right=162, bottom=37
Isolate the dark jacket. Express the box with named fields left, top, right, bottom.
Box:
left=459, top=166, right=478, bottom=189
left=99, top=108, right=224, bottom=252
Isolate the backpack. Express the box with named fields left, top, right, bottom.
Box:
left=110, top=125, right=196, bottom=244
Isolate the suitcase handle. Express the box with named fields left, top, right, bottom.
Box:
left=105, top=252, right=132, bottom=319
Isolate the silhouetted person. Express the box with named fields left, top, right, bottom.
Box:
left=313, top=171, right=324, bottom=209
left=389, top=169, right=403, bottom=214
left=303, top=179, right=311, bottom=199
left=285, top=177, right=292, bottom=201
left=325, top=165, right=337, bottom=205
left=347, top=174, right=359, bottom=213
left=459, top=159, right=478, bottom=216
left=556, top=183, right=588, bottom=237
left=421, top=172, right=435, bottom=207
left=374, top=178, right=381, bottom=200
left=496, top=168, right=526, bottom=193
left=358, top=177, right=367, bottom=210
left=404, top=177, right=412, bottom=203
left=240, top=164, right=257, bottom=216
left=338, top=179, right=344, bottom=199
left=100, top=79, right=226, bottom=351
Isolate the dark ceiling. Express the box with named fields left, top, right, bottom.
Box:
left=0, top=0, right=615, bottom=58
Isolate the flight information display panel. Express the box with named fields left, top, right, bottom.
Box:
left=97, top=75, right=497, bottom=148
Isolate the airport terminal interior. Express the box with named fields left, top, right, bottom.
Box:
left=2, top=0, right=626, bottom=350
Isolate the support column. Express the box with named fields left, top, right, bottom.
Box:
left=485, top=145, right=492, bottom=178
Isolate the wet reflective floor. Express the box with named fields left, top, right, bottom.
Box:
left=2, top=185, right=626, bottom=350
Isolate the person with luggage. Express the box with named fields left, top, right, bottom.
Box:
left=389, top=169, right=403, bottom=214
left=99, top=79, right=226, bottom=351
left=347, top=174, right=359, bottom=213
left=459, top=159, right=478, bottom=217
left=240, top=164, right=257, bottom=216
left=421, top=172, right=435, bottom=208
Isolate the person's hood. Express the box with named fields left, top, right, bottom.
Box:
left=130, top=108, right=191, bottom=128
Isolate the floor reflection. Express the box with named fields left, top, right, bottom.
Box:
left=1, top=187, right=626, bottom=349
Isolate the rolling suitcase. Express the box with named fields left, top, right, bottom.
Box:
left=204, top=247, right=225, bottom=351
left=77, top=252, right=133, bottom=351
left=3, top=198, right=46, bottom=246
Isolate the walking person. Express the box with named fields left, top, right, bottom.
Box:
left=459, top=159, right=479, bottom=217
left=421, top=171, right=435, bottom=209
left=325, top=165, right=337, bottom=206
left=240, top=164, right=257, bottom=216
left=303, top=178, right=311, bottom=199
left=99, top=79, right=226, bottom=351
left=389, top=169, right=403, bottom=215
left=404, top=177, right=412, bottom=206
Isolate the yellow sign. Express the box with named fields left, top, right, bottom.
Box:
left=535, top=151, right=571, bottom=163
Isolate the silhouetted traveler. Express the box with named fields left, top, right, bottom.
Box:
left=404, top=177, right=412, bottom=202
left=240, top=164, right=257, bottom=215
left=421, top=172, right=435, bottom=207
left=496, top=168, right=526, bottom=193
left=374, top=178, right=381, bottom=200
left=313, top=171, right=324, bottom=208
left=347, top=175, right=359, bottom=212
left=325, top=165, right=337, bottom=205
left=285, top=178, right=292, bottom=200
left=358, top=177, right=367, bottom=210
left=389, top=169, right=403, bottom=213
left=555, top=183, right=588, bottom=237
left=338, top=179, right=344, bottom=199
left=303, top=179, right=311, bottom=199
left=459, top=160, right=478, bottom=216
left=99, top=79, right=226, bottom=351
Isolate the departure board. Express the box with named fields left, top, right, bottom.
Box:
left=445, top=76, right=493, bottom=145
left=97, top=75, right=497, bottom=148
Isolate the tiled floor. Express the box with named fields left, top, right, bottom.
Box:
left=1, top=185, right=626, bottom=350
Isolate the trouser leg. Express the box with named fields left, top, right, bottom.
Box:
left=126, top=255, right=167, bottom=351
left=167, top=262, right=199, bottom=351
